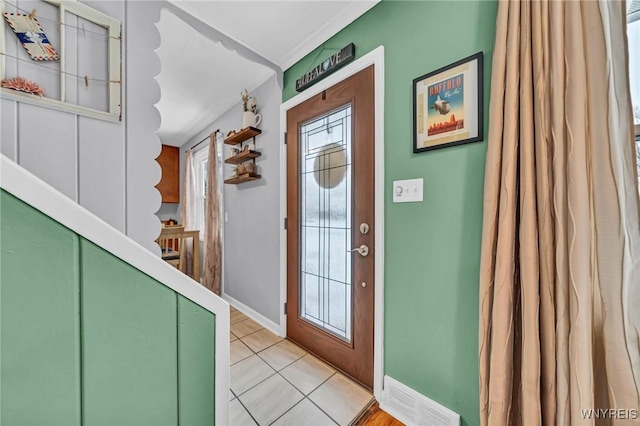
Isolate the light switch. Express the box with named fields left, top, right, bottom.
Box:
left=393, top=178, right=424, bottom=203
left=225, top=212, right=228, bottom=222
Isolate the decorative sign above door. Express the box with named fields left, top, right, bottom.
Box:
left=295, top=43, right=355, bottom=92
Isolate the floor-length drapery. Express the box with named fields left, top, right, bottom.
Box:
left=179, top=149, right=197, bottom=277
left=202, top=132, right=222, bottom=295
left=479, top=1, right=640, bottom=425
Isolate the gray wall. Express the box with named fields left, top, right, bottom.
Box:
left=1, top=0, right=126, bottom=231
left=178, top=75, right=281, bottom=325
left=1, top=0, right=165, bottom=254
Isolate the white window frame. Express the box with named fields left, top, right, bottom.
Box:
left=0, top=0, right=121, bottom=122
left=192, top=139, right=223, bottom=242
left=193, top=147, right=208, bottom=241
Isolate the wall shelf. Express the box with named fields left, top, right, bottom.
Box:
left=225, top=150, right=262, bottom=164
left=224, top=127, right=262, bottom=145
left=224, top=126, right=262, bottom=185
left=224, top=173, right=261, bottom=185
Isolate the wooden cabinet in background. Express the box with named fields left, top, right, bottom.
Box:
left=156, top=144, right=180, bottom=203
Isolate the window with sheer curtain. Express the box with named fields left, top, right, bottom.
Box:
left=192, top=142, right=223, bottom=240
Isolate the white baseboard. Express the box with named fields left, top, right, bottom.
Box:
left=222, top=292, right=282, bottom=337
left=380, top=376, right=460, bottom=426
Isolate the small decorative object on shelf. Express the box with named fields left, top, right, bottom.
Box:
left=237, top=162, right=257, bottom=175
left=1, top=77, right=45, bottom=96
left=241, top=88, right=262, bottom=129
left=224, top=125, right=262, bottom=185
left=224, top=127, right=262, bottom=145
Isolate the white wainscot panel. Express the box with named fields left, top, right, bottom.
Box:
left=1, top=99, right=17, bottom=160
left=18, top=103, right=77, bottom=201
left=78, top=116, right=125, bottom=232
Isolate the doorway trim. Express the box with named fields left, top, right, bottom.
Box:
left=279, top=46, right=385, bottom=399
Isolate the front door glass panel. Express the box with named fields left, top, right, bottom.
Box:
left=299, top=105, right=352, bottom=342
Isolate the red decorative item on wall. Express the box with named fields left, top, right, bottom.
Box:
left=1, top=77, right=46, bottom=97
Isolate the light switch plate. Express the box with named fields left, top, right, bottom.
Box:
left=393, top=178, right=424, bottom=203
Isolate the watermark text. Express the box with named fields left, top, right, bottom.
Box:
left=581, top=409, right=638, bottom=420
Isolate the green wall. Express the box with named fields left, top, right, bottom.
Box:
left=0, top=190, right=216, bottom=425
left=283, top=2, right=498, bottom=425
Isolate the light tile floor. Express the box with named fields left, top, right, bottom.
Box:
left=229, top=306, right=374, bottom=426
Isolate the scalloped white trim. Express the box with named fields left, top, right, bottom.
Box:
left=124, top=1, right=163, bottom=256
left=0, top=154, right=229, bottom=425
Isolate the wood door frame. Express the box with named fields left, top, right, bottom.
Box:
left=279, top=46, right=385, bottom=400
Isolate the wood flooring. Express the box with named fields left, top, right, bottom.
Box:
left=353, top=402, right=404, bottom=426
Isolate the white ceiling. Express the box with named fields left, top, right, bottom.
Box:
left=172, top=1, right=379, bottom=69
left=155, top=9, right=274, bottom=146
left=156, top=1, right=379, bottom=147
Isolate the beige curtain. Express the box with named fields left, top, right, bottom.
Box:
left=179, top=149, right=197, bottom=277
left=202, top=132, right=222, bottom=295
left=479, top=1, right=640, bottom=425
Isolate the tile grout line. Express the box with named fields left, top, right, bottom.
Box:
left=230, top=316, right=250, bottom=325
left=271, top=356, right=373, bottom=425
left=272, top=369, right=341, bottom=425
left=238, top=332, right=283, bottom=354
left=266, top=396, right=308, bottom=426
left=232, top=361, right=278, bottom=399
left=231, top=324, right=265, bottom=339
left=299, top=370, right=337, bottom=397
left=229, top=321, right=372, bottom=426
left=254, top=348, right=306, bottom=372
left=230, top=316, right=259, bottom=326
left=234, top=393, right=260, bottom=426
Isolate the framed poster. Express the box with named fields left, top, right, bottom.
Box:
left=413, top=52, right=483, bottom=153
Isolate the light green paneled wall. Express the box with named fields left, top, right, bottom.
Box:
left=178, top=296, right=216, bottom=425
left=0, top=190, right=217, bottom=425
left=0, top=191, right=81, bottom=426
left=81, top=240, right=178, bottom=424
left=283, top=2, right=498, bottom=425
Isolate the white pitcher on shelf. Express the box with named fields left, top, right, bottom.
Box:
left=242, top=111, right=262, bottom=129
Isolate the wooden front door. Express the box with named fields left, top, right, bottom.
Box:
left=286, top=66, right=375, bottom=389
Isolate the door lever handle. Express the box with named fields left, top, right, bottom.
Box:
left=348, top=245, right=369, bottom=256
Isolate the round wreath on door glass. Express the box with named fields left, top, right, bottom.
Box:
left=313, top=143, right=347, bottom=189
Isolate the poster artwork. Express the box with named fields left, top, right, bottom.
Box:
left=413, top=52, right=482, bottom=153
left=3, top=12, right=59, bottom=61
left=427, top=74, right=464, bottom=137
